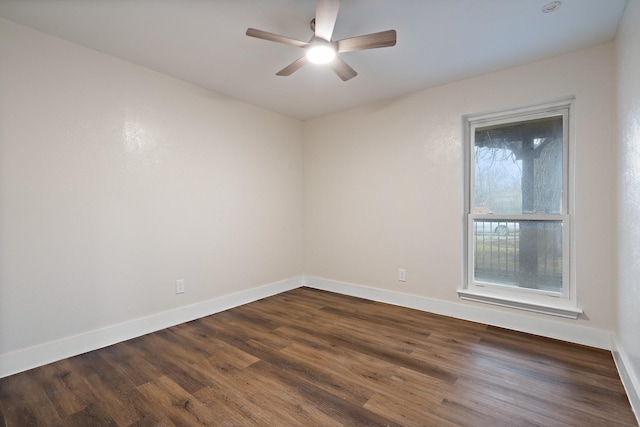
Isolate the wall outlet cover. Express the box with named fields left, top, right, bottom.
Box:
left=176, top=279, right=185, bottom=294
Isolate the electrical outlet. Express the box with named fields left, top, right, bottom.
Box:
left=176, top=279, right=185, bottom=294
left=398, top=269, right=406, bottom=282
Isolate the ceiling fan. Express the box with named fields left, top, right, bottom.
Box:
left=246, top=0, right=396, bottom=81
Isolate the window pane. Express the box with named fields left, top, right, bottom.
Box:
left=474, top=116, right=563, bottom=214
left=473, top=219, right=562, bottom=293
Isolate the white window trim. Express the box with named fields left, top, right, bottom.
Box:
left=458, top=99, right=582, bottom=319
left=457, top=289, right=582, bottom=319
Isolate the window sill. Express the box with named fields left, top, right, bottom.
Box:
left=457, top=289, right=583, bottom=319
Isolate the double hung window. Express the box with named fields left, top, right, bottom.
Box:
left=459, top=101, right=581, bottom=318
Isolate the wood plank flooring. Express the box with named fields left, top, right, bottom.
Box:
left=0, top=287, right=637, bottom=426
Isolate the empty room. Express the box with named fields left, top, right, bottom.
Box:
left=1, top=0, right=639, bottom=425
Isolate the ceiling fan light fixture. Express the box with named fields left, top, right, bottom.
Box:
left=246, top=0, right=396, bottom=80
left=306, top=43, right=336, bottom=64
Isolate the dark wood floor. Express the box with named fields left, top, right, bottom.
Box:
left=0, top=287, right=636, bottom=426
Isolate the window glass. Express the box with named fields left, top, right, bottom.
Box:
left=472, top=219, right=562, bottom=293
left=474, top=116, right=563, bottom=214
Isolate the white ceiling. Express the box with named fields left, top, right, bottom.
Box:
left=0, top=0, right=628, bottom=120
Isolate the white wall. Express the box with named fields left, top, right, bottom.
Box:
left=304, top=43, right=617, bottom=337
left=615, top=0, right=640, bottom=414
left=0, top=18, right=304, bottom=360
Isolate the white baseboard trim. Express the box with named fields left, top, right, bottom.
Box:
left=1, top=275, right=616, bottom=379
left=0, top=276, right=303, bottom=379
left=303, top=276, right=612, bottom=350
left=612, top=336, right=640, bottom=425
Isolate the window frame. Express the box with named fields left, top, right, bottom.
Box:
left=458, top=99, right=582, bottom=319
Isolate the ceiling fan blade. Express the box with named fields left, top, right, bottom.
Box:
left=246, top=28, right=308, bottom=48
left=331, top=56, right=357, bottom=81
left=337, top=30, right=397, bottom=53
left=315, top=0, right=340, bottom=41
left=276, top=56, right=308, bottom=76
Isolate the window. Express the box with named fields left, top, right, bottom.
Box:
left=458, top=100, right=582, bottom=318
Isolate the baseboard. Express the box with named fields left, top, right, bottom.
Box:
left=612, top=336, right=640, bottom=425
left=1, top=275, right=615, bottom=379
left=0, top=276, right=303, bottom=379
left=303, top=276, right=612, bottom=350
